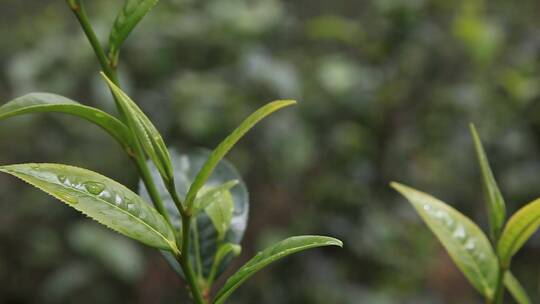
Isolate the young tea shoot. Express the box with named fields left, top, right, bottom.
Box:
left=0, top=1, right=342, bottom=303
left=391, top=124, right=533, bottom=304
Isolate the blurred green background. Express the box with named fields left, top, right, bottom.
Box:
left=1, top=0, right=540, bottom=303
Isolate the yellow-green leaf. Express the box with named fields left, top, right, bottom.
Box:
left=0, top=163, right=178, bottom=254
left=391, top=182, right=498, bottom=299
left=498, top=197, right=540, bottom=268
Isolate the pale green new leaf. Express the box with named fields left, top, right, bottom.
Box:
left=101, top=73, right=173, bottom=183
left=504, top=272, right=531, bottom=304
left=498, top=197, right=540, bottom=268
left=0, top=93, right=132, bottom=149
left=391, top=182, right=498, bottom=299
left=208, top=243, right=241, bottom=284
left=185, top=100, right=296, bottom=210
left=193, top=180, right=239, bottom=215
left=213, top=235, right=342, bottom=304
left=0, top=163, right=178, bottom=254
left=202, top=182, right=236, bottom=240
left=470, top=124, right=506, bottom=241
left=109, top=0, right=159, bottom=59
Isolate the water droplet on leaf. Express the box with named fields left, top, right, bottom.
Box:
left=84, top=181, right=105, bottom=195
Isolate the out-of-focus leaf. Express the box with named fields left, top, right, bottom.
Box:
left=139, top=149, right=248, bottom=278
left=108, top=0, right=159, bottom=60
left=504, top=272, right=531, bottom=304
left=470, top=123, right=506, bottom=241
left=498, top=197, right=540, bottom=268
left=0, top=93, right=131, bottom=149
left=391, top=182, right=498, bottom=299
left=101, top=73, right=173, bottom=183
left=213, top=235, right=342, bottom=304
left=0, top=163, right=178, bottom=253
left=184, top=99, right=296, bottom=210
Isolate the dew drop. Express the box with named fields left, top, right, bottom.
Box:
left=423, top=205, right=431, bottom=212
left=465, top=239, right=476, bottom=251
left=127, top=202, right=140, bottom=215
left=114, top=194, right=124, bottom=206
left=453, top=224, right=467, bottom=241
left=57, top=175, right=67, bottom=183
left=30, top=164, right=40, bottom=170
left=84, top=181, right=105, bottom=195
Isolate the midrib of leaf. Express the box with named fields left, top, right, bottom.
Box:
left=5, top=169, right=178, bottom=254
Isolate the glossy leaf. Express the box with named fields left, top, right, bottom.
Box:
left=213, top=235, right=342, bottom=304
left=184, top=99, right=296, bottom=210
left=0, top=163, right=178, bottom=254
left=470, top=123, right=506, bottom=241
left=0, top=93, right=132, bottom=149
left=102, top=73, right=173, bottom=183
left=108, top=0, right=159, bottom=59
left=498, top=197, right=540, bottom=268
left=391, top=182, right=498, bottom=299
left=504, top=272, right=531, bottom=304
left=139, top=149, right=248, bottom=278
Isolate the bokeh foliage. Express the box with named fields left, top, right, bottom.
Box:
left=1, top=0, right=540, bottom=303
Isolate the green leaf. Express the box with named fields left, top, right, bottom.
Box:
left=0, top=163, right=178, bottom=254
left=101, top=73, right=173, bottom=183
left=391, top=182, right=498, bottom=299
left=208, top=243, right=241, bottom=285
left=193, top=180, right=239, bottom=215
left=203, top=183, right=235, bottom=240
left=498, top=197, right=540, bottom=268
left=108, top=0, right=159, bottom=60
left=504, top=272, right=531, bottom=304
left=184, top=99, right=296, bottom=210
left=0, top=93, right=132, bottom=149
left=470, top=123, right=506, bottom=241
left=139, top=149, right=249, bottom=278
left=213, top=235, right=342, bottom=304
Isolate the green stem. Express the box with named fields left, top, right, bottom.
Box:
left=66, top=0, right=118, bottom=84
left=68, top=1, right=206, bottom=302
left=178, top=205, right=206, bottom=304
left=66, top=0, right=170, bottom=224
left=492, top=265, right=505, bottom=304
left=192, top=217, right=203, bottom=278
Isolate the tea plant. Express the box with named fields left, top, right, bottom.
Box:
left=0, top=1, right=342, bottom=303
left=392, top=124, right=533, bottom=304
